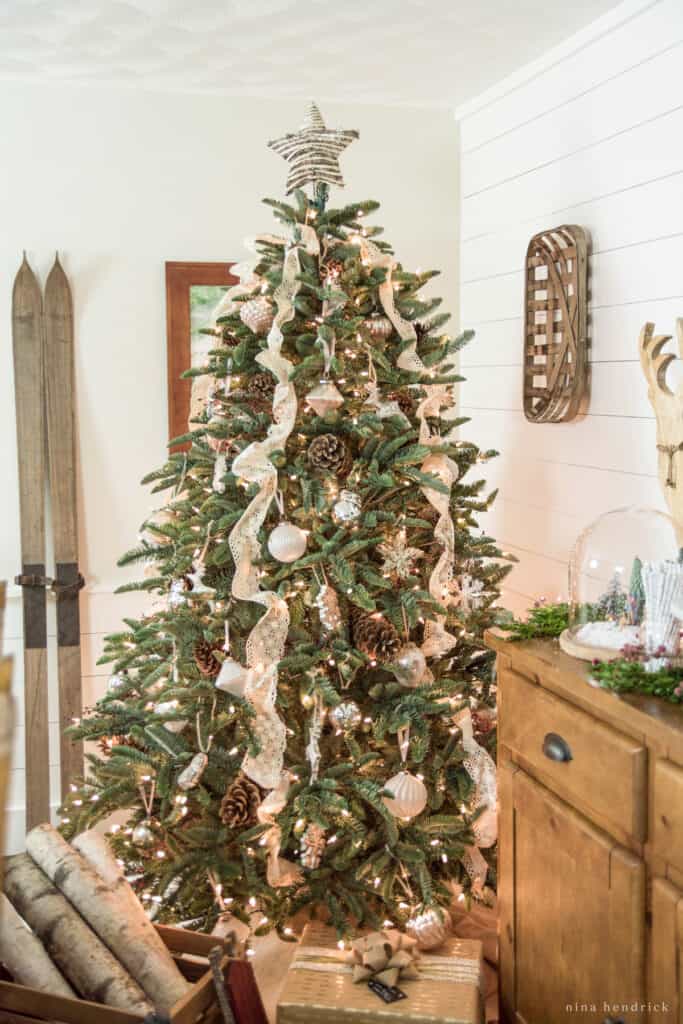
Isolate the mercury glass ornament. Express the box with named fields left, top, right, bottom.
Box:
left=314, top=583, right=342, bottom=632
left=365, top=315, right=393, bottom=340
left=177, top=752, right=208, bottom=791
left=333, top=489, right=361, bottom=523
left=267, top=521, right=308, bottom=563
left=383, top=770, right=427, bottom=820
left=391, top=643, right=428, bottom=688
left=107, top=673, right=126, bottom=694
left=329, top=700, right=362, bottom=731
left=215, top=657, right=249, bottom=698
left=239, top=297, right=274, bottom=336
left=131, top=821, right=156, bottom=848
left=306, top=379, right=344, bottom=416
left=406, top=907, right=452, bottom=951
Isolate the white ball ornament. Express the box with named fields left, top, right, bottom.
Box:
left=406, top=907, right=452, bottom=950
left=391, top=643, right=428, bottom=687
left=383, top=770, right=428, bottom=820
left=215, top=657, right=249, bottom=698
left=267, top=522, right=307, bottom=563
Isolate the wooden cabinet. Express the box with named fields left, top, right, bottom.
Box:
left=487, top=631, right=683, bottom=1024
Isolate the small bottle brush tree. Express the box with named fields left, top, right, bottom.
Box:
left=61, top=105, right=512, bottom=939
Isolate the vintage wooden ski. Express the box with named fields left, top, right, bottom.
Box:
left=12, top=255, right=50, bottom=827
left=44, top=255, right=83, bottom=795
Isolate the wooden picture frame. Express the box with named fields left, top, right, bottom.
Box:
left=523, top=225, right=589, bottom=423
left=165, top=262, right=237, bottom=445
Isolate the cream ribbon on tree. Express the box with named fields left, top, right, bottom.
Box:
left=357, top=235, right=457, bottom=660
left=229, top=224, right=320, bottom=790
left=454, top=707, right=497, bottom=891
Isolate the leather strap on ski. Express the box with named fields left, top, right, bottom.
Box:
left=15, top=572, right=85, bottom=598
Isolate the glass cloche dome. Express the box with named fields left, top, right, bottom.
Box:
left=559, top=505, right=682, bottom=662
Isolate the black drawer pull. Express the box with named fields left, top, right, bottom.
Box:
left=543, top=732, right=572, bottom=762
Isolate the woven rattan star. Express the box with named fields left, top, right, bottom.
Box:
left=268, top=103, right=358, bottom=194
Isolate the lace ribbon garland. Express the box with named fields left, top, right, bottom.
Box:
left=229, top=224, right=320, bottom=790
left=357, top=236, right=457, bottom=659
left=256, top=771, right=303, bottom=888
left=455, top=708, right=497, bottom=891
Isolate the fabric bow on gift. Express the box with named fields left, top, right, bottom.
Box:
left=347, top=930, right=421, bottom=987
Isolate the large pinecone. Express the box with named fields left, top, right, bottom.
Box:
left=220, top=775, right=262, bottom=828
left=247, top=372, right=276, bottom=401
left=308, top=433, right=351, bottom=476
left=194, top=638, right=222, bottom=678
left=351, top=608, right=400, bottom=662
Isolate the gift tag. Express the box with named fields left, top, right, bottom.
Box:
left=367, top=980, right=406, bottom=1003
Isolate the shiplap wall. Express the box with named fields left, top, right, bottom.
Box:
left=456, top=0, right=682, bottom=615
left=1, top=87, right=459, bottom=852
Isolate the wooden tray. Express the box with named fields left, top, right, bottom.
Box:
left=0, top=924, right=267, bottom=1024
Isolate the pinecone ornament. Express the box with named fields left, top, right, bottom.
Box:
left=351, top=608, right=400, bottom=662
left=308, top=433, right=351, bottom=476
left=387, top=389, right=416, bottom=417
left=323, top=257, right=344, bottom=280
left=220, top=775, right=262, bottom=828
left=194, top=639, right=223, bottom=678
left=300, top=823, right=326, bottom=869
left=247, top=372, right=276, bottom=402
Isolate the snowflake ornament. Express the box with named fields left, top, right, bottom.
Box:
left=378, top=533, right=424, bottom=580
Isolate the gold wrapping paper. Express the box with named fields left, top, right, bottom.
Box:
left=277, top=922, right=483, bottom=1024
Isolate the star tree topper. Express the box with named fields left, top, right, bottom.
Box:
left=268, top=102, right=358, bottom=194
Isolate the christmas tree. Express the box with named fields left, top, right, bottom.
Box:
left=61, top=105, right=512, bottom=940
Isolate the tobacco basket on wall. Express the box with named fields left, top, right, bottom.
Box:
left=523, top=224, right=589, bottom=423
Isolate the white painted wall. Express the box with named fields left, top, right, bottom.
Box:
left=456, top=0, right=682, bottom=615
left=0, top=84, right=460, bottom=850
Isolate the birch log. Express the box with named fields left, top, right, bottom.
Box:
left=0, top=893, right=76, bottom=997
left=72, top=829, right=189, bottom=991
left=26, top=823, right=189, bottom=1013
left=3, top=854, right=152, bottom=1014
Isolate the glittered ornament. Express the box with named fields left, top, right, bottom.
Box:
left=131, top=821, right=156, bottom=848
left=107, top=673, right=126, bottom=694
left=391, top=643, right=428, bottom=688
left=215, top=657, right=249, bottom=698
left=406, top=907, right=452, bottom=951
left=333, top=489, right=361, bottom=523
left=314, top=583, right=342, bottom=632
left=306, top=379, right=344, bottom=416
left=239, top=296, right=274, bottom=336
left=364, top=315, right=393, bottom=340
left=267, top=521, right=307, bottom=563
left=378, top=535, right=424, bottom=580
left=329, top=701, right=361, bottom=731
left=300, top=823, right=326, bottom=869
left=177, top=752, right=208, bottom=791
left=383, top=770, right=427, bottom=820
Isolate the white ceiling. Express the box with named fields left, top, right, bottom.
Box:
left=0, top=0, right=621, bottom=108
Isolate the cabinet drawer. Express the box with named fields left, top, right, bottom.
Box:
left=654, top=759, right=683, bottom=873
left=499, top=668, right=647, bottom=842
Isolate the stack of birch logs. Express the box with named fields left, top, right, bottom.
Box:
left=0, top=823, right=191, bottom=1015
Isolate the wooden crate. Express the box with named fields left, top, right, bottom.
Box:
left=0, top=924, right=267, bottom=1024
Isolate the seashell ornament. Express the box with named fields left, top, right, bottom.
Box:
left=177, top=752, right=208, bottom=791
left=383, top=770, right=427, bottom=820
left=315, top=583, right=342, bottom=632
left=641, top=559, right=683, bottom=658
left=406, top=907, right=452, bottom=950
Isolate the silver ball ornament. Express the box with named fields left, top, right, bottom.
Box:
left=131, top=821, right=156, bottom=848
left=329, top=701, right=362, bottom=731
left=406, top=907, right=452, bottom=950
left=391, top=643, right=428, bottom=687
left=365, top=315, right=393, bottom=340
left=107, top=673, right=126, bottom=694
left=267, top=522, right=307, bottom=563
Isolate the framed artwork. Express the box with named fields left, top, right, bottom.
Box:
left=165, top=261, right=238, bottom=444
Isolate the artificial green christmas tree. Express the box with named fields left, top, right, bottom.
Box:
left=61, top=105, right=512, bottom=941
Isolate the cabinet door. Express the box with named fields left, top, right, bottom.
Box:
left=650, top=878, right=682, bottom=1022
left=500, top=763, right=646, bottom=1023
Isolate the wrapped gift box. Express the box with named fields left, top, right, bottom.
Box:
left=277, top=921, right=483, bottom=1024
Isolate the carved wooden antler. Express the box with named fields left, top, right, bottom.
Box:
left=639, top=319, right=683, bottom=538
